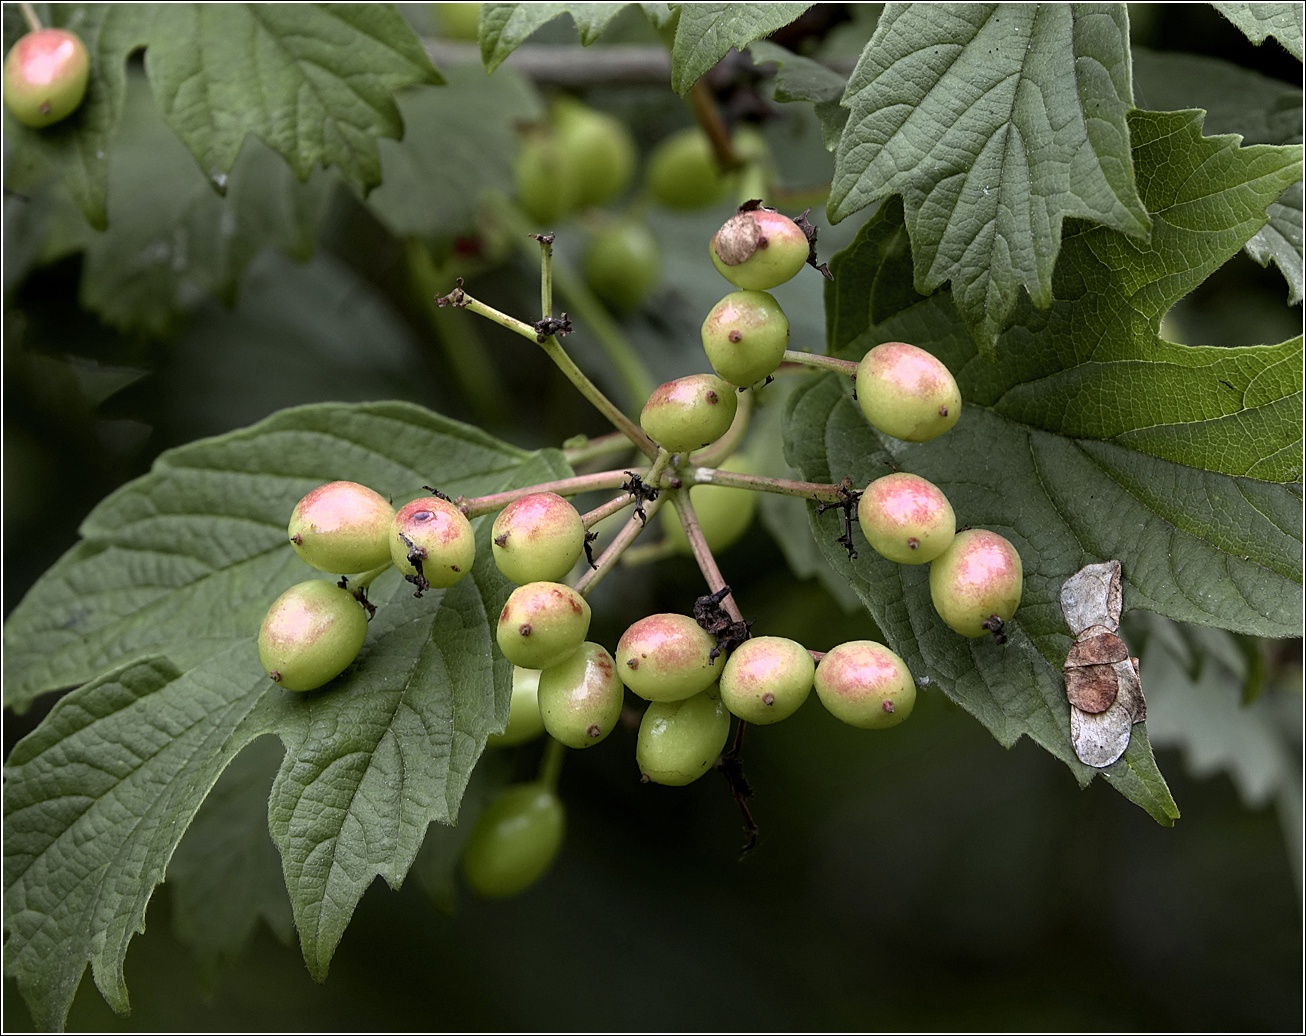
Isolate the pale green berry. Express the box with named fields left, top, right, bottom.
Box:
left=662, top=453, right=758, bottom=555
left=813, top=640, right=915, bottom=729
left=856, top=342, right=961, bottom=442
left=636, top=686, right=731, bottom=786
left=537, top=642, right=624, bottom=749
left=710, top=206, right=809, bottom=291
left=492, top=492, right=585, bottom=585
left=288, top=481, right=395, bottom=575
left=486, top=667, right=546, bottom=748
left=719, top=636, right=814, bottom=724
left=3, top=28, right=89, bottom=128
left=462, top=783, right=565, bottom=898
left=646, top=127, right=726, bottom=210
left=929, top=529, right=1023, bottom=638
left=615, top=613, right=725, bottom=702
left=389, top=496, right=476, bottom=591
left=258, top=581, right=367, bottom=692
left=701, top=290, right=790, bottom=388
left=858, top=473, right=956, bottom=565
left=551, top=97, right=635, bottom=209
left=584, top=217, right=660, bottom=311
left=496, top=581, right=591, bottom=669
left=640, top=374, right=738, bottom=454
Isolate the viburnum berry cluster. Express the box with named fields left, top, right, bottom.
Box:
left=254, top=195, right=1024, bottom=897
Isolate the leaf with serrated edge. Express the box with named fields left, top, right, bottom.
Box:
left=748, top=40, right=848, bottom=152
left=1247, top=179, right=1305, bottom=305
left=830, top=4, right=1151, bottom=358
left=671, top=2, right=813, bottom=94
left=480, top=2, right=633, bottom=73
left=1212, top=1, right=1305, bottom=60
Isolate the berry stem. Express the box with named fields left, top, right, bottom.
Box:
left=461, top=468, right=643, bottom=518
left=562, top=430, right=638, bottom=466
left=781, top=350, right=859, bottom=377
left=536, top=233, right=553, bottom=319
left=669, top=490, right=743, bottom=623
left=539, top=736, right=566, bottom=791
left=687, top=79, right=743, bottom=172
left=20, top=3, right=41, bottom=31
left=581, top=492, right=637, bottom=529
left=573, top=494, right=666, bottom=597
left=687, top=466, right=846, bottom=504
left=349, top=564, right=393, bottom=592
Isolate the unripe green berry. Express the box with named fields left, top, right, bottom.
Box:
left=514, top=128, right=575, bottom=225
left=551, top=97, right=635, bottom=209
left=646, top=127, right=727, bottom=210
left=640, top=374, right=737, bottom=454
left=813, top=640, right=915, bottom=729
left=258, top=581, right=368, bottom=692
left=491, top=492, right=585, bottom=585
left=701, top=290, right=790, bottom=388
left=462, top=783, right=565, bottom=898
left=710, top=206, right=809, bottom=290
left=719, top=636, right=814, bottom=724
left=486, top=667, right=546, bottom=748
left=858, top=473, right=956, bottom=564
left=856, top=342, right=961, bottom=442
left=496, top=581, right=592, bottom=669
left=537, top=642, right=624, bottom=749
left=636, top=685, right=731, bottom=786
left=662, top=453, right=757, bottom=555
left=929, top=529, right=1023, bottom=638
left=584, top=217, right=660, bottom=311
left=288, top=481, right=395, bottom=575
left=435, top=2, right=481, bottom=40
left=616, top=613, right=725, bottom=702
left=389, top=496, right=476, bottom=590
left=4, top=28, right=89, bottom=128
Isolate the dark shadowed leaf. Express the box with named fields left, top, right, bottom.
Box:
left=671, top=2, right=813, bottom=94
left=479, top=2, right=635, bottom=73
left=1212, top=1, right=1305, bottom=60
left=748, top=39, right=848, bottom=151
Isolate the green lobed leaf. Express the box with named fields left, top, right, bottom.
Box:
left=788, top=109, right=1303, bottom=822
left=1247, top=178, right=1305, bottom=305
left=670, top=2, right=814, bottom=94
left=1212, top=1, right=1305, bottom=60
left=479, top=2, right=635, bottom=73
left=829, top=3, right=1151, bottom=359
left=747, top=39, right=848, bottom=152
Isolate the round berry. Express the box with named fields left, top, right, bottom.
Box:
left=584, top=217, right=660, bottom=312
left=491, top=492, right=585, bottom=585
left=551, top=97, right=635, bottom=209
left=662, top=453, right=757, bottom=555
left=640, top=374, right=737, bottom=454
left=636, top=686, right=731, bottom=786
left=258, top=581, right=367, bottom=692
left=710, top=206, right=809, bottom=291
left=435, top=2, right=481, bottom=41
left=3, top=28, right=89, bottom=128
left=615, top=613, right=726, bottom=702
left=514, top=128, right=575, bottom=225
left=857, top=473, right=956, bottom=565
left=288, top=481, right=395, bottom=575
left=645, top=127, right=726, bottom=210
left=537, top=642, right=624, bottom=749
left=701, top=290, right=790, bottom=388
left=813, top=640, right=915, bottom=729
left=719, top=636, right=814, bottom=724
left=389, top=496, right=476, bottom=590
left=462, top=783, right=565, bottom=898
left=486, top=666, right=546, bottom=748
left=496, top=581, right=591, bottom=669
left=855, top=342, right=962, bottom=443
left=929, top=529, right=1023, bottom=638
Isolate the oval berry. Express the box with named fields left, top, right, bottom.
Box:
left=813, top=640, right=915, bottom=729
left=710, top=206, right=809, bottom=291
left=551, top=97, right=635, bottom=209
left=719, top=636, right=814, bottom=724
left=3, top=28, right=89, bottom=128
left=537, top=641, right=624, bottom=749
left=636, top=686, right=731, bottom=786
left=389, top=496, right=476, bottom=590
left=491, top=492, right=585, bottom=585
left=258, top=581, right=367, bottom=692
left=640, top=374, right=738, bottom=454
left=858, top=473, right=956, bottom=565
left=856, top=342, right=961, bottom=443
left=486, top=666, right=546, bottom=748
left=584, top=217, right=660, bottom=312
left=662, top=453, right=757, bottom=555
left=646, top=127, right=726, bottom=210
left=929, top=529, right=1023, bottom=638
left=496, top=581, right=591, bottom=669
left=701, top=290, right=790, bottom=388
left=462, top=783, right=565, bottom=898
left=288, top=481, right=395, bottom=575
left=616, top=613, right=726, bottom=702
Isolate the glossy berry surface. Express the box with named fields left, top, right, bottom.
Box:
left=640, top=374, right=737, bottom=454
left=584, top=217, right=660, bottom=311
left=813, top=640, right=915, bottom=729
left=636, top=686, right=731, bottom=786
left=389, top=496, right=476, bottom=590
left=462, top=783, right=565, bottom=898
left=662, top=453, right=757, bottom=555
left=496, top=581, right=591, bottom=669
left=491, top=492, right=585, bottom=585
left=856, top=342, right=962, bottom=442
left=537, top=641, right=624, bottom=749
left=4, top=28, right=89, bottom=128
left=645, top=127, right=726, bottom=210
left=616, top=613, right=725, bottom=702
left=719, top=636, right=814, bottom=724
left=710, top=207, right=809, bottom=291
left=486, top=667, right=546, bottom=748
left=701, top=290, right=790, bottom=388
left=929, top=529, right=1023, bottom=638
left=551, top=97, right=635, bottom=209
left=288, top=481, right=395, bottom=575
left=858, top=473, right=956, bottom=564
left=258, top=581, right=367, bottom=692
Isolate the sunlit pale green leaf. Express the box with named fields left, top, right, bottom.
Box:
left=1212, top=1, right=1305, bottom=60
left=670, top=2, right=813, bottom=94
